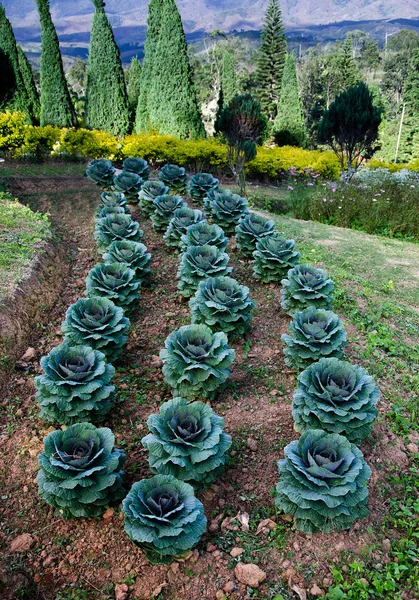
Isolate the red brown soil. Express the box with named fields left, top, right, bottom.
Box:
left=0, top=174, right=411, bottom=600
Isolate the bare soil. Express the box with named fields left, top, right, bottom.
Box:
left=0, top=175, right=412, bottom=600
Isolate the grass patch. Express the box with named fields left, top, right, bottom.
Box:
left=0, top=192, right=51, bottom=298
left=0, top=161, right=87, bottom=178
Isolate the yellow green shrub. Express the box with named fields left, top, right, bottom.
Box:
left=21, top=126, right=61, bottom=159
left=246, top=146, right=340, bottom=180
left=0, top=111, right=27, bottom=157
left=53, top=128, right=120, bottom=159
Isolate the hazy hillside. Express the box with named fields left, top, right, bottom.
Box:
left=4, top=0, right=419, bottom=38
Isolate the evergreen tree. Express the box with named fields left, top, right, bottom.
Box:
left=0, top=6, right=35, bottom=121
left=17, top=46, right=40, bottom=122
left=273, top=53, right=307, bottom=147
left=135, top=0, right=163, bottom=133
left=36, top=0, right=77, bottom=127
left=255, top=0, right=287, bottom=121
left=147, top=0, right=205, bottom=139
left=85, top=0, right=130, bottom=136
left=0, top=47, right=15, bottom=108
left=340, top=37, right=360, bottom=90
left=128, top=57, right=142, bottom=118
left=220, top=51, right=238, bottom=106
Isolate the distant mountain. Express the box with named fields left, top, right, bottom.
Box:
left=4, top=0, right=419, bottom=39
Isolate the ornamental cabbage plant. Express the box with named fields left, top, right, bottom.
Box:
left=159, top=164, right=188, bottom=194
left=188, top=172, right=219, bottom=203
left=253, top=235, right=300, bottom=282
left=275, top=429, right=371, bottom=533
left=113, top=171, right=144, bottom=203
left=86, top=159, right=115, bottom=188
left=236, top=213, right=276, bottom=257
left=282, top=307, right=347, bottom=370
left=85, top=263, right=141, bottom=315
left=281, top=264, right=334, bottom=315
left=160, top=324, right=235, bottom=400
left=123, top=475, right=206, bottom=563
left=98, top=205, right=126, bottom=219
left=204, top=189, right=249, bottom=235
left=35, top=344, right=115, bottom=424
left=164, top=208, right=204, bottom=248
left=142, top=397, right=232, bottom=487
left=103, top=240, right=151, bottom=283
left=180, top=222, right=228, bottom=252
left=293, top=358, right=380, bottom=442
left=62, top=297, right=130, bottom=362
left=190, top=276, right=255, bottom=340
left=94, top=214, right=143, bottom=250
left=123, top=157, right=150, bottom=180
left=139, top=181, right=169, bottom=218
left=151, top=195, right=187, bottom=231
left=37, top=423, right=126, bottom=518
left=98, top=191, right=130, bottom=215
left=177, top=245, right=232, bottom=298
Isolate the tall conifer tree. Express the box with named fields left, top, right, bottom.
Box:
left=273, top=53, right=307, bottom=147
left=85, top=0, right=129, bottom=135
left=255, top=0, right=287, bottom=121
left=36, top=0, right=76, bottom=127
left=17, top=46, right=40, bottom=122
left=128, top=57, right=142, bottom=117
left=135, top=0, right=163, bottom=132
left=0, top=6, right=35, bottom=121
left=147, top=0, right=205, bottom=138
left=220, top=52, right=238, bottom=106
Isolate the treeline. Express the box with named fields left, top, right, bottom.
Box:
left=1, top=0, right=419, bottom=162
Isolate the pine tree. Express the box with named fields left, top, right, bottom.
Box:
left=220, top=52, right=238, bottom=106
left=273, top=53, right=307, bottom=148
left=340, top=37, right=359, bottom=91
left=0, top=6, right=35, bottom=121
left=17, top=46, right=40, bottom=123
left=36, top=0, right=77, bottom=127
left=255, top=0, right=287, bottom=121
left=128, top=57, right=142, bottom=118
left=135, top=0, right=163, bottom=133
left=85, top=0, right=129, bottom=135
left=147, top=0, right=205, bottom=139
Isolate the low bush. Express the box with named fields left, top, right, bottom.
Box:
left=55, top=128, right=120, bottom=159
left=37, top=423, right=126, bottom=518
left=142, top=397, right=232, bottom=488
left=0, top=111, right=26, bottom=158
left=21, top=125, right=61, bottom=160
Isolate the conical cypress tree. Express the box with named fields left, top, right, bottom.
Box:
left=273, top=53, right=307, bottom=147
left=0, top=6, right=34, bottom=121
left=135, top=0, right=163, bottom=133
left=36, top=0, right=77, bottom=127
left=17, top=46, right=40, bottom=123
left=147, top=0, right=205, bottom=139
left=128, top=57, right=142, bottom=116
left=85, top=0, right=130, bottom=136
left=221, top=52, right=238, bottom=106
left=255, top=0, right=287, bottom=121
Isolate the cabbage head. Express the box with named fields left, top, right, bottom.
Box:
left=151, top=195, right=187, bottom=231
left=180, top=221, right=228, bottom=252
left=253, top=235, right=300, bottom=282
left=236, top=213, right=276, bottom=257
left=159, top=164, right=188, bottom=194
left=160, top=324, right=235, bottom=400
left=98, top=191, right=130, bottom=216
left=98, top=205, right=126, bottom=219
left=142, top=397, right=231, bottom=488
left=85, top=262, right=141, bottom=315
left=103, top=240, right=151, bottom=283
left=282, top=307, right=347, bottom=370
left=139, top=181, right=169, bottom=218
left=281, top=264, right=334, bottom=315
left=123, top=157, right=150, bottom=180
left=188, top=172, right=219, bottom=202
left=35, top=344, right=115, bottom=424
left=204, top=189, right=249, bottom=235
left=293, top=358, right=380, bottom=442
left=164, top=208, right=204, bottom=248
left=177, top=245, right=232, bottom=298
left=275, top=429, right=371, bottom=533
left=86, top=159, right=115, bottom=188
left=190, top=276, right=255, bottom=340
left=62, top=297, right=130, bottom=362
left=123, top=475, right=206, bottom=564
left=37, top=422, right=126, bottom=518
left=113, top=171, right=144, bottom=203
left=94, top=213, right=143, bottom=250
